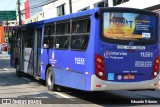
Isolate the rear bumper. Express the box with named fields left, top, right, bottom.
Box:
left=91, top=75, right=159, bottom=91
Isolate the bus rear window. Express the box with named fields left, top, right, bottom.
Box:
left=103, top=12, right=157, bottom=45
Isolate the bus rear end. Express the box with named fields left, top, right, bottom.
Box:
left=91, top=8, right=159, bottom=91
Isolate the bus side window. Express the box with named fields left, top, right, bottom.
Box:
left=43, top=24, right=54, bottom=48
left=55, top=36, right=69, bottom=49
left=55, top=21, right=70, bottom=49
left=71, top=18, right=90, bottom=50
left=56, top=22, right=70, bottom=35
left=43, top=35, right=49, bottom=48
left=81, top=35, right=89, bottom=50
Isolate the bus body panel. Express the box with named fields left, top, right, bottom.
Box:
left=54, top=68, right=86, bottom=90
left=96, top=42, right=159, bottom=82
left=92, top=8, right=159, bottom=90
left=91, top=75, right=159, bottom=91
left=84, top=12, right=101, bottom=91
left=40, top=48, right=49, bottom=80
left=48, top=49, right=87, bottom=90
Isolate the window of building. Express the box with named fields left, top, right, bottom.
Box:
left=113, top=0, right=129, bottom=6
left=43, top=24, right=54, bottom=48
left=57, top=4, right=65, bottom=16
left=55, top=21, right=70, bottom=49
left=94, top=0, right=108, bottom=7
left=70, top=18, right=90, bottom=50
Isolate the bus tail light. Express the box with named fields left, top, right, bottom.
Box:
left=95, top=54, right=106, bottom=80
left=151, top=56, right=160, bottom=79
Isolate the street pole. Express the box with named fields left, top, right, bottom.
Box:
left=18, top=0, right=22, bottom=25
left=69, top=0, right=72, bottom=14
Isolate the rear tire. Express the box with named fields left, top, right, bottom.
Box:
left=15, top=62, right=22, bottom=77
left=46, top=66, right=56, bottom=91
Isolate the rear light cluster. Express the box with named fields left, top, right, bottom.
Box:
left=95, top=54, right=106, bottom=80
left=151, top=56, right=160, bottom=79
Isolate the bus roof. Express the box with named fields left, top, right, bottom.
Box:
left=13, top=20, right=44, bottom=29
left=44, top=8, right=98, bottom=24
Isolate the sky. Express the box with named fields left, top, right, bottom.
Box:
left=0, top=0, right=25, bottom=11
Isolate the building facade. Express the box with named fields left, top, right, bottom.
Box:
left=23, top=0, right=160, bottom=24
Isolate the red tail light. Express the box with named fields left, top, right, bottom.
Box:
left=95, top=54, right=106, bottom=80
left=151, top=56, right=160, bottom=79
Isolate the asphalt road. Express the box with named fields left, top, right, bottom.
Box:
left=0, top=53, right=160, bottom=107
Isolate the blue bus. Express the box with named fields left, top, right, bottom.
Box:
left=10, top=7, right=159, bottom=91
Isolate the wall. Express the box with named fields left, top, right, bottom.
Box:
left=43, top=0, right=67, bottom=20
left=115, top=0, right=160, bottom=9
left=26, top=0, right=160, bottom=23
left=42, top=0, right=104, bottom=20
left=0, top=25, right=5, bottom=44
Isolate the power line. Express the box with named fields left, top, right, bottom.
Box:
left=23, top=0, right=80, bottom=11
left=29, top=0, right=57, bottom=10
left=22, top=0, right=84, bottom=19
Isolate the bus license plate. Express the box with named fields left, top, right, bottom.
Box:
left=124, top=75, right=135, bottom=80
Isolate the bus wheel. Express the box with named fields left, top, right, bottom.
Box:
left=15, top=62, right=22, bottom=77
left=46, top=66, right=56, bottom=91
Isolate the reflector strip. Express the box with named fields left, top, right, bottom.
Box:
left=96, top=85, right=101, bottom=87
left=154, top=83, right=158, bottom=86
